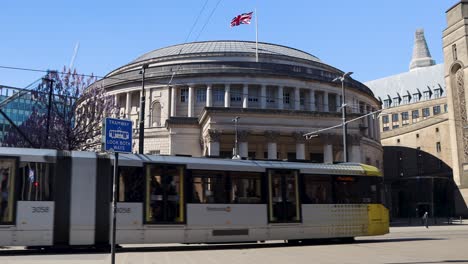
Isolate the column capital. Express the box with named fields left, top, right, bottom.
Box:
left=265, top=130, right=280, bottom=142
left=238, top=130, right=249, bottom=142
left=349, top=134, right=362, bottom=146
left=320, top=133, right=338, bottom=145
left=292, top=132, right=307, bottom=143
left=207, top=129, right=221, bottom=143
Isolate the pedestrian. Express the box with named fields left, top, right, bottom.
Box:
left=422, top=211, right=429, bottom=228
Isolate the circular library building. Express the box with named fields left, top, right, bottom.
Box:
left=91, top=40, right=382, bottom=167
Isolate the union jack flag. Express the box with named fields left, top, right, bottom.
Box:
left=230, top=12, right=253, bottom=27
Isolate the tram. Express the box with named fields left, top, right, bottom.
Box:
left=0, top=147, right=388, bottom=247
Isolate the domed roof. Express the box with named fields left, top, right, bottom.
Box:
left=133, top=40, right=321, bottom=63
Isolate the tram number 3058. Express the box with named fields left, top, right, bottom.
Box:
left=31, top=207, right=50, bottom=213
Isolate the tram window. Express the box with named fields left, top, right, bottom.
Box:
left=230, top=172, right=262, bottom=204
left=302, top=175, right=332, bottom=204
left=18, top=162, right=53, bottom=201
left=0, top=158, right=16, bottom=224
left=191, top=171, right=228, bottom=204
left=333, top=176, right=381, bottom=204
left=118, top=167, right=144, bottom=202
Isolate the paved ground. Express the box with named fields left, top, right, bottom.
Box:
left=2, top=224, right=468, bottom=264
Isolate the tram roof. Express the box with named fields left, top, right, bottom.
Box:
left=115, top=154, right=375, bottom=176
left=0, top=148, right=379, bottom=176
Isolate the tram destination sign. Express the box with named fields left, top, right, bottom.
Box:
left=102, top=117, right=132, bottom=153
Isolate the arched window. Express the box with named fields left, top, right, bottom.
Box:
left=151, top=101, right=161, bottom=127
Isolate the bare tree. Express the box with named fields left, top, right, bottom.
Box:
left=3, top=67, right=117, bottom=150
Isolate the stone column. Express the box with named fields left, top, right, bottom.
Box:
left=260, top=85, right=267, bottom=109
left=364, top=105, right=370, bottom=136
left=170, top=86, right=177, bottom=117
left=206, top=84, right=213, bottom=107
left=224, top=84, right=231, bottom=108
left=206, top=129, right=221, bottom=157
left=145, top=89, right=151, bottom=127
left=265, top=131, right=280, bottom=160
left=294, top=87, right=300, bottom=110
left=371, top=106, right=376, bottom=139
left=293, top=132, right=306, bottom=160
left=323, top=91, right=329, bottom=112
left=309, top=89, right=315, bottom=111
left=188, top=85, right=194, bottom=117
left=349, top=134, right=362, bottom=163
left=322, top=133, right=334, bottom=163
left=278, top=86, right=284, bottom=110
left=242, top=84, right=248, bottom=108
left=336, top=94, right=341, bottom=112
left=126, top=92, right=132, bottom=118
left=238, top=131, right=249, bottom=158
left=373, top=108, right=380, bottom=140
left=114, top=94, right=119, bottom=117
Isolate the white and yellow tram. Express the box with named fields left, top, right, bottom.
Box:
left=0, top=147, right=389, bottom=247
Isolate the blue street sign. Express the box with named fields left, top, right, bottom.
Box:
left=103, top=118, right=133, bottom=153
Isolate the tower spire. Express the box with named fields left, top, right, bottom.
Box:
left=409, top=29, right=435, bottom=71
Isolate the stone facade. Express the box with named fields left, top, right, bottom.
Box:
left=92, top=41, right=382, bottom=167
left=443, top=1, right=468, bottom=210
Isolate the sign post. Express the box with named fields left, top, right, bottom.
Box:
left=102, top=117, right=132, bottom=264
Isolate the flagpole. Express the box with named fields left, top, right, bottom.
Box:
left=255, top=8, right=258, bottom=62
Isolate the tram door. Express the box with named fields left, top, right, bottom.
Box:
left=146, top=165, right=185, bottom=224
left=268, top=170, right=301, bottom=223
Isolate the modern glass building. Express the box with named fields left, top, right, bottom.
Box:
left=0, top=85, right=35, bottom=141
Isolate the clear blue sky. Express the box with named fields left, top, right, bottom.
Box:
left=0, top=0, right=460, bottom=88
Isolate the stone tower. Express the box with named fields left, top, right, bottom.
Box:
left=443, top=1, right=468, bottom=207
left=410, top=29, right=436, bottom=71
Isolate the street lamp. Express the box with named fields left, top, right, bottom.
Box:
left=138, top=64, right=149, bottom=154
left=332, top=71, right=353, bottom=163
left=232, top=116, right=240, bottom=159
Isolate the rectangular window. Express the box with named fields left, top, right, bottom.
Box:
left=382, top=115, right=389, bottom=124
left=196, top=89, right=206, bottom=103
left=413, top=94, right=420, bottom=102
left=302, top=175, right=332, bottom=204
left=213, top=88, right=224, bottom=102
left=444, top=104, right=448, bottom=113
left=283, top=92, right=290, bottom=105
left=423, top=108, right=430, bottom=118
left=392, top=113, right=399, bottom=122
left=0, top=158, right=16, bottom=224
left=180, top=88, right=188, bottom=103
left=436, top=142, right=441, bottom=153
left=383, top=127, right=390, bottom=131
left=383, top=100, right=391, bottom=108
left=17, top=162, right=53, bottom=201
left=433, top=105, right=441, bottom=115
left=401, top=112, right=409, bottom=120
left=423, top=91, right=431, bottom=100
left=393, top=98, right=400, bottom=106
left=412, top=110, right=419, bottom=120
left=191, top=170, right=262, bottom=204
left=191, top=171, right=228, bottom=204
left=266, top=88, right=275, bottom=103
left=118, top=167, right=144, bottom=202
left=402, top=96, right=410, bottom=104
left=333, top=176, right=381, bottom=204
left=393, top=125, right=399, bottom=129
left=434, top=89, right=441, bottom=98
left=230, top=172, right=262, bottom=203
left=300, top=91, right=305, bottom=106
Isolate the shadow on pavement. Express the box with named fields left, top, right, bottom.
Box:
left=0, top=237, right=444, bottom=256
